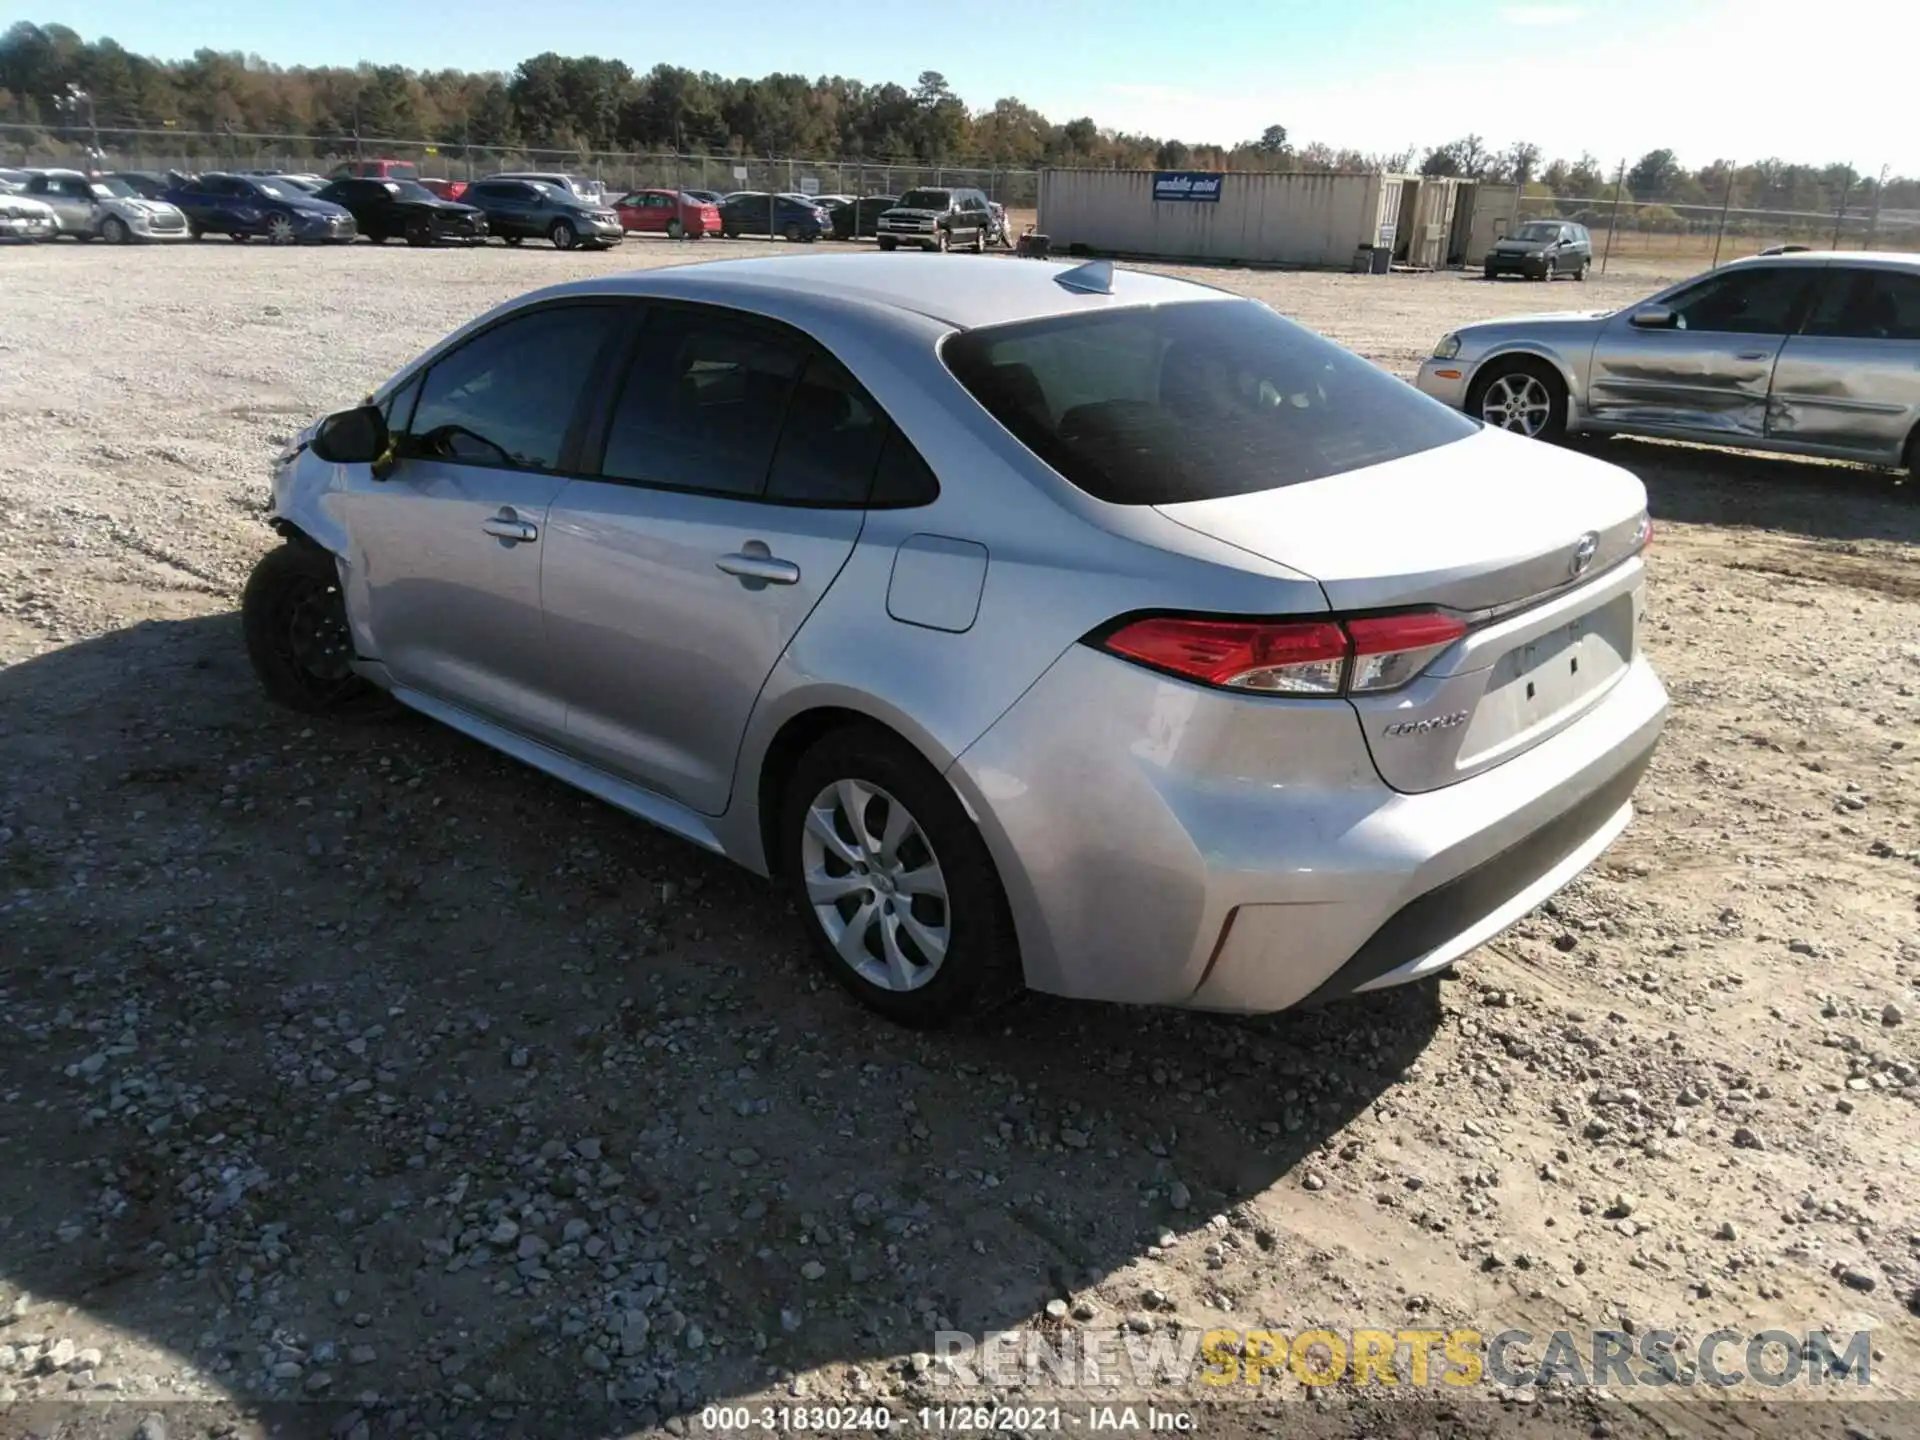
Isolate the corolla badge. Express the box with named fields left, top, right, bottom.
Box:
left=1384, top=711, right=1468, bottom=737
left=1569, top=531, right=1600, bottom=579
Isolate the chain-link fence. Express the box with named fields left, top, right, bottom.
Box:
left=0, top=123, right=1041, bottom=207
left=1515, top=192, right=1920, bottom=269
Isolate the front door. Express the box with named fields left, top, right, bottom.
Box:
left=1767, top=264, right=1920, bottom=463
left=1585, top=263, right=1820, bottom=438
left=542, top=305, right=880, bottom=814
left=337, top=299, right=628, bottom=740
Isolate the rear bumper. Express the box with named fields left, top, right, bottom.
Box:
left=949, top=644, right=1667, bottom=1013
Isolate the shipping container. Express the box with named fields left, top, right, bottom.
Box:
left=1036, top=169, right=1411, bottom=268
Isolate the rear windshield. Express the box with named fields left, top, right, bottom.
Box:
left=941, top=299, right=1477, bottom=505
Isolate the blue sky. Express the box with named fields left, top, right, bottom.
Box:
left=44, top=0, right=1920, bottom=172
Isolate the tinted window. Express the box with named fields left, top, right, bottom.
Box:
left=1805, top=268, right=1920, bottom=341
left=899, top=189, right=951, bottom=209
left=1667, top=266, right=1815, bottom=335
left=943, top=299, right=1476, bottom=506
left=407, top=304, right=620, bottom=471
left=870, top=426, right=940, bottom=507
left=765, top=353, right=889, bottom=504
left=382, top=373, right=423, bottom=431
left=599, top=308, right=805, bottom=496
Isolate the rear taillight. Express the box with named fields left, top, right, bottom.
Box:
left=1346, top=612, right=1469, bottom=693
left=1101, top=617, right=1349, bottom=695
left=1097, top=610, right=1467, bottom=697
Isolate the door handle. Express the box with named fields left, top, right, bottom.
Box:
left=1735, top=350, right=1770, bottom=361
left=717, top=552, right=800, bottom=585
left=481, top=515, right=538, bottom=544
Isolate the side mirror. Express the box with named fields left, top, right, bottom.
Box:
left=310, top=404, right=390, bottom=465
left=1629, top=305, right=1679, bottom=331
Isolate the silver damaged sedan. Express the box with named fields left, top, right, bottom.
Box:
left=1418, top=250, right=1920, bottom=473
left=247, top=253, right=1668, bottom=1027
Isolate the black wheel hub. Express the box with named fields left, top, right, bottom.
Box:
left=285, top=580, right=355, bottom=682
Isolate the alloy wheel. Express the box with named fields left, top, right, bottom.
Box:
left=284, top=577, right=356, bottom=684
left=800, top=779, right=950, bottom=993
left=266, top=215, right=296, bottom=244
left=1480, top=373, right=1554, bottom=437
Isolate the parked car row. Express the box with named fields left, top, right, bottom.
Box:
left=1, top=161, right=1016, bottom=256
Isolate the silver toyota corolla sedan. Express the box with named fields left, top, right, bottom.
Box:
left=1417, top=250, right=1920, bottom=475
left=247, top=253, right=1667, bottom=1027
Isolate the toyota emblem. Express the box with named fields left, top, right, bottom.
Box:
left=1569, top=531, right=1600, bottom=578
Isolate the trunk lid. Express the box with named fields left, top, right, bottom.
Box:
left=1154, top=426, right=1649, bottom=793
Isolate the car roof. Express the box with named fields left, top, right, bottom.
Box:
left=1723, top=250, right=1920, bottom=269
left=534, top=251, right=1236, bottom=330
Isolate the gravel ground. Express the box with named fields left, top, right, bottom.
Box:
left=1, top=237, right=1918, bottom=1440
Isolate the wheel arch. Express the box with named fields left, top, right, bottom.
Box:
left=745, top=698, right=971, bottom=880
left=1468, top=345, right=1584, bottom=424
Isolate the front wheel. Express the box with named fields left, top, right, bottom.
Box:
left=971, top=227, right=986, bottom=253
left=1541, top=257, right=1558, bottom=282
left=1470, top=358, right=1568, bottom=442
left=781, top=725, right=1021, bottom=1028
left=101, top=216, right=131, bottom=244
left=936, top=229, right=950, bottom=253
left=877, top=236, right=897, bottom=251
left=265, top=214, right=297, bottom=245
left=549, top=219, right=577, bottom=250
left=241, top=543, right=385, bottom=717
left=503, top=233, right=523, bottom=246
left=405, top=221, right=434, bottom=247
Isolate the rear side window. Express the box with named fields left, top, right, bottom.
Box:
left=406, top=304, right=620, bottom=471
left=600, top=309, right=806, bottom=496
left=942, top=299, right=1476, bottom=505
left=1805, top=268, right=1920, bottom=341
left=765, top=353, right=889, bottom=504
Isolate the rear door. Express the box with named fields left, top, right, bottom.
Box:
left=540, top=303, right=875, bottom=813
left=337, top=299, right=629, bottom=740
left=1767, top=263, right=1920, bottom=463
left=1585, top=263, right=1820, bottom=438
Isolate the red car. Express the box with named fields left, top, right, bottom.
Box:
left=418, top=178, right=469, bottom=202
left=329, top=158, right=420, bottom=182
left=614, top=188, right=721, bottom=239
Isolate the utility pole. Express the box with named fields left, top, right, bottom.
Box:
left=1864, top=163, right=1889, bottom=251
left=1830, top=174, right=1854, bottom=250
left=1600, top=156, right=1626, bottom=275
left=1709, top=163, right=1735, bottom=269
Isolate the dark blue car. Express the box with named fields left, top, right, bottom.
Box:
left=163, top=172, right=358, bottom=244
left=718, top=191, right=828, bottom=242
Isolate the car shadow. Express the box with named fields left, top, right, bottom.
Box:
left=1580, top=434, right=1920, bottom=546
left=0, top=614, right=1443, bottom=1438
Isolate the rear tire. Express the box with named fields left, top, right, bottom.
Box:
left=1469, top=357, right=1568, bottom=442
left=242, top=543, right=387, bottom=718
left=666, top=218, right=684, bottom=239
left=780, top=725, right=1022, bottom=1029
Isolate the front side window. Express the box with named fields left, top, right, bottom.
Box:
left=1805, top=268, right=1920, bottom=341
left=406, top=304, right=621, bottom=472
left=1665, top=266, right=1816, bottom=335
left=943, top=299, right=1477, bottom=506
left=599, top=308, right=806, bottom=496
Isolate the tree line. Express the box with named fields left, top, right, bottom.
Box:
left=4, top=21, right=1914, bottom=214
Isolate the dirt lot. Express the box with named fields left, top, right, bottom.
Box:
left=1, top=237, right=1917, bottom=1440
